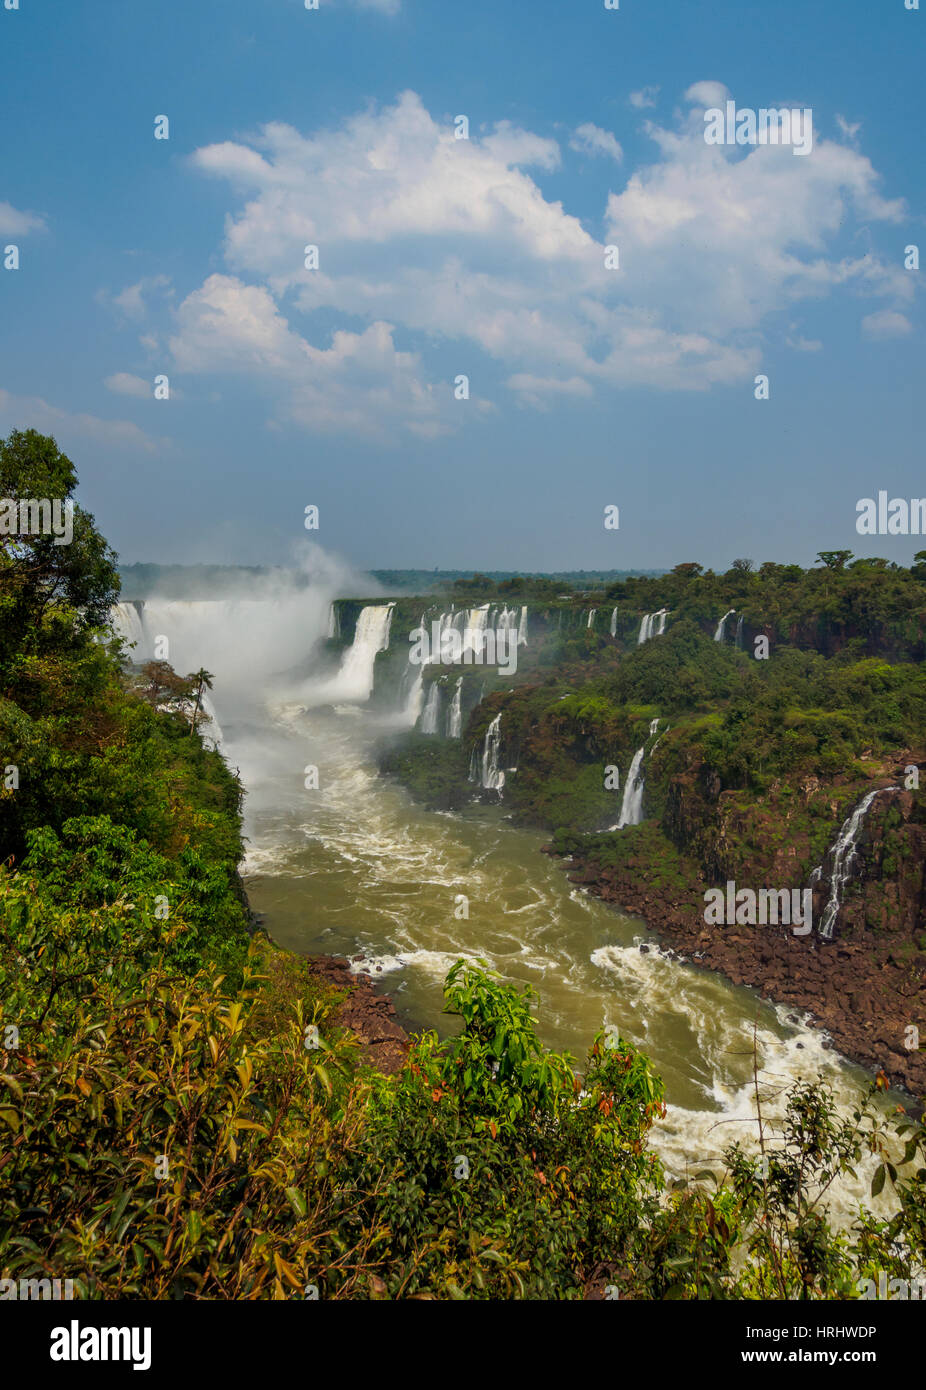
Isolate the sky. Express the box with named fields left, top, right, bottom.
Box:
left=0, top=0, right=923, bottom=574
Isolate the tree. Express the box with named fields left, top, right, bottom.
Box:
left=0, top=429, right=120, bottom=634
left=730, top=558, right=754, bottom=574
left=189, top=668, right=215, bottom=737
left=815, top=550, right=853, bottom=572
left=132, top=660, right=194, bottom=709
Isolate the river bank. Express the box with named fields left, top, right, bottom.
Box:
left=552, top=841, right=926, bottom=1101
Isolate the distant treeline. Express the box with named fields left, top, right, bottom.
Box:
left=118, top=562, right=666, bottom=599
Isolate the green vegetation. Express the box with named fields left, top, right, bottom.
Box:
left=3, top=432, right=926, bottom=1300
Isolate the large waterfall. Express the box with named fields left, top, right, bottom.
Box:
left=609, top=718, right=660, bottom=830
left=327, top=604, right=395, bottom=702
left=714, top=609, right=736, bottom=642
left=814, top=787, right=898, bottom=940
left=108, top=587, right=387, bottom=716
left=587, top=609, right=597, bottom=629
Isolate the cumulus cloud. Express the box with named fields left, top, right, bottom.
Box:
left=629, top=87, right=660, bottom=110
left=570, top=123, right=623, bottom=162
left=861, top=309, right=913, bottom=340
left=173, top=88, right=912, bottom=434
left=170, top=273, right=448, bottom=438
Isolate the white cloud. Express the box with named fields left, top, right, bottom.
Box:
left=629, top=87, right=660, bottom=110
left=170, top=273, right=448, bottom=438
left=683, top=81, right=731, bottom=110
left=104, top=372, right=154, bottom=399
left=570, top=123, right=623, bottom=163
left=482, top=121, right=560, bottom=170
left=175, top=88, right=913, bottom=433
left=0, top=388, right=159, bottom=452
left=861, top=309, right=912, bottom=340
left=0, top=201, right=46, bottom=237
left=99, top=275, right=172, bottom=321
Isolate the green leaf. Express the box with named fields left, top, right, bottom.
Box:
left=285, top=1186, right=307, bottom=1218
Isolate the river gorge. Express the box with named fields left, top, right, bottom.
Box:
left=110, top=582, right=905, bottom=1224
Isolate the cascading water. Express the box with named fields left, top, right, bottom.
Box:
left=587, top=609, right=597, bottom=629
left=610, top=608, right=618, bottom=638
left=447, top=677, right=463, bottom=739
left=330, top=604, right=395, bottom=702
left=327, top=604, right=341, bottom=640
left=480, top=713, right=505, bottom=792
left=714, top=609, right=736, bottom=642
left=638, top=610, right=668, bottom=644
left=814, top=787, right=899, bottom=940
left=420, top=681, right=442, bottom=735
left=517, top=606, right=528, bottom=646
left=735, top=614, right=744, bottom=649
left=609, top=718, right=660, bottom=830
left=110, top=601, right=146, bottom=651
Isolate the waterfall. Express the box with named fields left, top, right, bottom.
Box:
left=587, top=609, right=597, bottom=629
left=480, top=713, right=505, bottom=792
left=466, top=605, right=491, bottom=655
left=610, top=608, right=618, bottom=638
left=420, top=681, right=442, bottom=735
left=608, top=718, right=660, bottom=830
left=448, top=677, right=463, bottom=739
left=517, top=606, right=528, bottom=647
left=734, top=614, right=744, bottom=649
left=197, top=689, right=224, bottom=747
left=638, top=610, right=668, bottom=645
left=814, top=787, right=898, bottom=940
left=333, top=603, right=395, bottom=701
left=110, top=601, right=146, bottom=652
left=327, top=604, right=340, bottom=640
left=468, top=743, right=480, bottom=783
left=714, top=609, right=736, bottom=642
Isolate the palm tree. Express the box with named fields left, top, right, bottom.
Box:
left=189, top=668, right=215, bottom=738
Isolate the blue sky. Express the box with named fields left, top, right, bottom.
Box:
left=1, top=0, right=923, bottom=573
